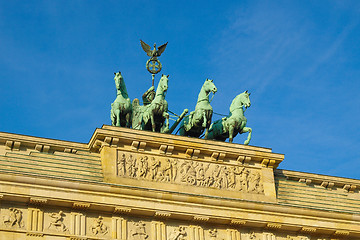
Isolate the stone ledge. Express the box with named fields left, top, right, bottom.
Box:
left=276, top=169, right=360, bottom=192
left=89, top=126, right=284, bottom=167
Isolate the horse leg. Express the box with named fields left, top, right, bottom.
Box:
left=164, top=112, right=169, bottom=130
left=150, top=111, right=156, bottom=132
left=204, top=128, right=209, bottom=139
left=110, top=108, right=115, bottom=126
left=228, top=124, right=234, bottom=143
left=186, top=112, right=193, bottom=129
left=241, top=127, right=252, bottom=145
left=202, top=111, right=207, bottom=128
left=114, top=108, right=121, bottom=127
left=125, top=112, right=131, bottom=128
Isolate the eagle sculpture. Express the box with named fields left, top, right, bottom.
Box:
left=140, top=40, right=168, bottom=58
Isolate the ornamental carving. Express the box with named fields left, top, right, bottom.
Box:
left=209, top=228, right=224, bottom=240
left=168, top=226, right=187, bottom=240
left=130, top=221, right=148, bottom=240
left=249, top=232, right=261, bottom=240
left=91, top=216, right=108, bottom=235
left=117, top=152, right=264, bottom=194
left=3, top=208, right=24, bottom=228
left=48, top=211, right=68, bottom=232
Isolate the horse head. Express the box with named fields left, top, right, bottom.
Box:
left=241, top=90, right=251, bottom=108
left=114, top=71, right=123, bottom=90
left=114, top=71, right=129, bottom=98
left=204, top=79, right=217, bottom=95
left=230, top=90, right=251, bottom=112
left=158, top=74, right=169, bottom=93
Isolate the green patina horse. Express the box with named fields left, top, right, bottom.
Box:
left=207, top=91, right=252, bottom=144
left=132, top=74, right=170, bottom=133
left=110, top=72, right=132, bottom=127
left=179, top=79, right=217, bottom=139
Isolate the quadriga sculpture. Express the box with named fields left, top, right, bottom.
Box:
left=207, top=91, right=252, bottom=145
left=179, top=79, right=217, bottom=139
left=132, top=74, right=170, bottom=133
left=110, top=72, right=132, bottom=127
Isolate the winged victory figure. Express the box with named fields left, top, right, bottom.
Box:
left=140, top=39, right=168, bottom=59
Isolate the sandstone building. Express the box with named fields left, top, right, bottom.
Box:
left=0, top=126, right=358, bottom=239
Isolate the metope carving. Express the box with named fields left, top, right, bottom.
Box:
left=130, top=221, right=149, bottom=240
left=249, top=232, right=261, bottom=240
left=48, top=211, right=68, bottom=232
left=168, top=226, right=187, bottom=240
left=209, top=228, right=224, bottom=240
left=3, top=208, right=24, bottom=228
left=117, top=152, right=264, bottom=194
left=91, top=216, right=108, bottom=236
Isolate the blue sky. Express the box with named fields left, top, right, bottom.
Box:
left=0, top=1, right=359, bottom=179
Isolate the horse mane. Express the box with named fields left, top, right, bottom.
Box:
left=155, top=75, right=168, bottom=96
left=119, top=76, right=129, bottom=99
left=229, top=93, right=243, bottom=112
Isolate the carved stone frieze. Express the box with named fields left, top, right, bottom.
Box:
left=0, top=204, right=353, bottom=239
left=117, top=151, right=264, bottom=194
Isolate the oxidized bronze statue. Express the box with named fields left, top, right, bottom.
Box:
left=140, top=40, right=168, bottom=59
left=109, top=40, right=254, bottom=145
left=207, top=91, right=252, bottom=144
left=110, top=72, right=132, bottom=127
left=132, top=74, right=170, bottom=133
left=140, top=40, right=168, bottom=75
left=179, top=79, right=217, bottom=139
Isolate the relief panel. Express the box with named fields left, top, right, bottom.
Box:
left=116, top=151, right=264, bottom=195
left=2, top=207, right=25, bottom=229
left=47, top=210, right=68, bottom=233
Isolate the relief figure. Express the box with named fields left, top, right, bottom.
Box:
left=163, top=159, right=173, bottom=182
left=220, top=166, right=229, bottom=189
left=169, top=226, right=187, bottom=240
left=196, top=163, right=206, bottom=186
left=3, top=208, right=23, bottom=228
left=117, top=153, right=126, bottom=176
left=48, top=211, right=67, bottom=232
left=91, top=216, right=108, bottom=235
left=248, top=172, right=264, bottom=194
left=138, top=156, right=149, bottom=178
left=212, top=165, right=222, bottom=189
left=130, top=221, right=148, bottom=240
left=171, top=159, right=178, bottom=181
left=150, top=157, right=161, bottom=180
left=238, top=169, right=250, bottom=192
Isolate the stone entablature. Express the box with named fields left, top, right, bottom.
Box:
left=89, top=126, right=284, bottom=168
left=97, top=126, right=282, bottom=203
left=0, top=203, right=349, bottom=240
left=0, top=200, right=358, bottom=239
left=0, top=126, right=359, bottom=239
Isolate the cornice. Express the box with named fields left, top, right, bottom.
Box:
left=276, top=169, right=360, bottom=192
left=89, top=125, right=285, bottom=168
